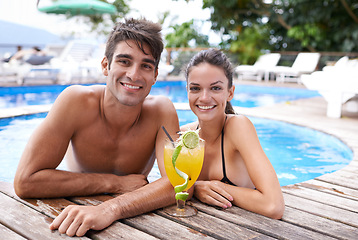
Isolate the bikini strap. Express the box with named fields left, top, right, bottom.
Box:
left=221, top=116, right=228, bottom=181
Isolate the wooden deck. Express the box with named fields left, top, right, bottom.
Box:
left=1, top=85, right=358, bottom=239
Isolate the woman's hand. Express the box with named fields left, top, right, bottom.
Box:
left=194, top=180, right=233, bottom=209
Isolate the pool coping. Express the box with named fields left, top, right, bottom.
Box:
left=0, top=104, right=52, bottom=119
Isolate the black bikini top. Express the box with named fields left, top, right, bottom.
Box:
left=219, top=116, right=236, bottom=186
left=197, top=116, right=236, bottom=186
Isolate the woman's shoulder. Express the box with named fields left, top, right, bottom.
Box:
left=226, top=114, right=256, bottom=136
left=180, top=122, right=198, bottom=132
left=227, top=114, right=253, bottom=126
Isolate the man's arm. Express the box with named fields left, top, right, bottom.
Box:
left=50, top=177, right=175, bottom=237
left=49, top=96, right=181, bottom=237
left=14, top=86, right=147, bottom=198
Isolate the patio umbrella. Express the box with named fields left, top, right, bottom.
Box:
left=38, top=0, right=117, bottom=16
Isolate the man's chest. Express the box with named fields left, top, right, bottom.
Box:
left=69, top=128, right=157, bottom=175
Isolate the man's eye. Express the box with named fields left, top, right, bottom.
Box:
left=143, top=64, right=153, bottom=70
left=118, top=59, right=129, bottom=65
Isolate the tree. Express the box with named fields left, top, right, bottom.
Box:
left=164, top=19, right=210, bottom=75
left=165, top=20, right=210, bottom=48
left=201, top=0, right=358, bottom=64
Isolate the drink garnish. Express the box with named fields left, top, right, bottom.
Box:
left=171, top=129, right=200, bottom=201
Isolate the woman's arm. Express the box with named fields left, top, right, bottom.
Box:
left=226, top=115, right=284, bottom=219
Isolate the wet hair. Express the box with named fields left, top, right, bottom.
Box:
left=185, top=48, right=236, bottom=114
left=105, top=18, right=163, bottom=70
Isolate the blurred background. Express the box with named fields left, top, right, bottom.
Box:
left=1, top=0, right=357, bottom=79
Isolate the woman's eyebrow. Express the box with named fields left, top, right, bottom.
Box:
left=189, top=82, right=200, bottom=86
left=210, top=80, right=224, bottom=86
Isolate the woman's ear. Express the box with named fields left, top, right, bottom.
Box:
left=228, top=85, right=235, bottom=101
left=101, top=57, right=109, bottom=76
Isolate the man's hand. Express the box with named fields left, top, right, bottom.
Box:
left=194, top=180, right=233, bottom=209
left=115, top=174, right=149, bottom=194
left=49, top=203, right=117, bottom=237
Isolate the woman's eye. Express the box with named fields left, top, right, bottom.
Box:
left=212, top=86, right=222, bottom=91
left=189, top=87, right=200, bottom=91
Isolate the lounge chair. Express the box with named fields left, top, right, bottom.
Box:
left=301, top=56, right=358, bottom=118
left=235, top=53, right=281, bottom=81
left=0, top=60, right=25, bottom=85
left=272, top=52, right=321, bottom=83
left=20, top=40, right=100, bottom=85
left=157, top=62, right=174, bottom=80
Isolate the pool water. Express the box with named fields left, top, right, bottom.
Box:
left=0, top=81, right=320, bottom=109
left=0, top=111, right=353, bottom=186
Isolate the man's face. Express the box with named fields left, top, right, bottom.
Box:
left=102, top=40, right=158, bottom=106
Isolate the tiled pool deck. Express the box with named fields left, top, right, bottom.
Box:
left=0, top=80, right=357, bottom=239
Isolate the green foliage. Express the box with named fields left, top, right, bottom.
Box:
left=287, top=24, right=324, bottom=48
left=229, top=24, right=270, bottom=64
left=201, top=0, right=358, bottom=61
left=165, top=20, right=210, bottom=48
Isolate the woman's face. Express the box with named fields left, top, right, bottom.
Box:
left=187, top=62, right=234, bottom=121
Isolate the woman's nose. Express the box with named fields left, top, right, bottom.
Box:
left=199, top=89, right=211, bottom=101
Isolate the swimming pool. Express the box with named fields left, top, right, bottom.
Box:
left=0, top=111, right=353, bottom=186
left=0, top=81, right=321, bottom=109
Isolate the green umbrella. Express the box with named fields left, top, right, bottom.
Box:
left=38, top=0, right=116, bottom=16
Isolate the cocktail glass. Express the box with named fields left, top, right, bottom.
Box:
left=163, top=139, right=204, bottom=217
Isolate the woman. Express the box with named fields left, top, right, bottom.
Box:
left=181, top=48, right=284, bottom=219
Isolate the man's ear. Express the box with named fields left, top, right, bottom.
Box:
left=101, top=57, right=109, bottom=76
left=153, top=68, right=158, bottom=85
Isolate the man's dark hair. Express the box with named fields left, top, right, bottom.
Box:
left=105, top=18, right=163, bottom=70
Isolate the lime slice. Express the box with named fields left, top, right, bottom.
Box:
left=182, top=131, right=199, bottom=149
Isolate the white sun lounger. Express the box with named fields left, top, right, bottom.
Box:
left=272, top=52, right=321, bottom=83
left=235, top=53, right=281, bottom=81
left=301, top=57, right=358, bottom=118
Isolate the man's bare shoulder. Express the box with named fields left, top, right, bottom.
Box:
left=144, top=95, right=175, bottom=110
left=48, top=85, right=105, bottom=123
left=60, top=84, right=105, bottom=99
left=141, top=95, right=177, bottom=124
left=54, top=85, right=104, bottom=108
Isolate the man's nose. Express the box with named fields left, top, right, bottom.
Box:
left=126, top=65, right=140, bottom=81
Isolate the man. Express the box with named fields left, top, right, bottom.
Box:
left=14, top=18, right=179, bottom=237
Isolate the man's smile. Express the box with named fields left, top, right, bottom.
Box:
left=121, top=82, right=141, bottom=90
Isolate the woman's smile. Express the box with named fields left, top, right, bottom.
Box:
left=197, top=105, right=215, bottom=110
